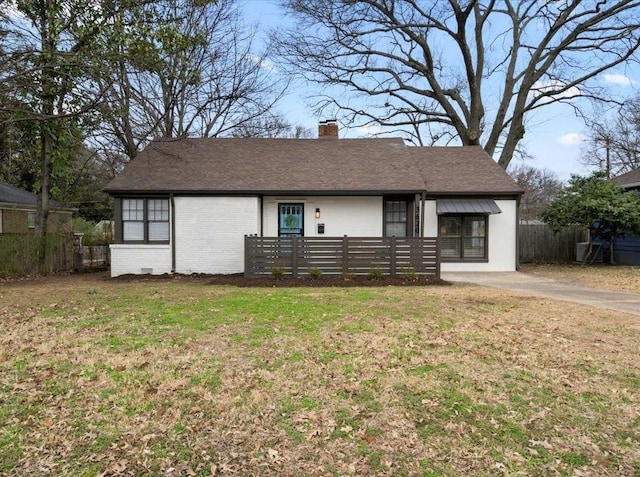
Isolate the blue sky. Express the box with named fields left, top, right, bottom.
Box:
left=241, top=0, right=639, bottom=181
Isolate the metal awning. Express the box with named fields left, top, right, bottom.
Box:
left=436, top=198, right=502, bottom=215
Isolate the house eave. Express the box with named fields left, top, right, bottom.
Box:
left=0, top=201, right=76, bottom=212
left=425, top=191, right=523, bottom=198
left=620, top=181, right=640, bottom=189
left=105, top=188, right=425, bottom=197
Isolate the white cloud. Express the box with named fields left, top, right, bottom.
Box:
left=556, top=133, right=586, bottom=146
left=352, top=123, right=382, bottom=137
left=603, top=73, right=635, bottom=86
left=246, top=54, right=276, bottom=72
left=530, top=80, right=581, bottom=104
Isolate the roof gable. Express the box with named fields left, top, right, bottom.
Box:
left=105, top=138, right=522, bottom=196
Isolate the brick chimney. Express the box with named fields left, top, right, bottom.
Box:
left=318, top=119, right=339, bottom=139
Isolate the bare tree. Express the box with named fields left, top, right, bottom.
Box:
left=508, top=164, right=563, bottom=221
left=93, top=0, right=288, bottom=162
left=231, top=116, right=314, bottom=138
left=275, top=0, right=640, bottom=168
left=582, top=97, right=640, bottom=177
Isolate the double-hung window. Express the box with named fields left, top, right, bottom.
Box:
left=439, top=215, right=487, bottom=260
left=147, top=199, right=170, bottom=241
left=122, top=198, right=169, bottom=243
left=384, top=200, right=408, bottom=237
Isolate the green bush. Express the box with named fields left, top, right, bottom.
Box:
left=368, top=267, right=384, bottom=280
left=402, top=266, right=418, bottom=281
left=272, top=266, right=286, bottom=280
left=73, top=218, right=112, bottom=246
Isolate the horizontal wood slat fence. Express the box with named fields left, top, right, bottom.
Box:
left=245, top=235, right=440, bottom=278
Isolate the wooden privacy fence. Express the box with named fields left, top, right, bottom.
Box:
left=519, top=224, right=588, bottom=263
left=245, top=235, right=440, bottom=278
left=0, top=232, right=74, bottom=276
left=78, top=245, right=111, bottom=270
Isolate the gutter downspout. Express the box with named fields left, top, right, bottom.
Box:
left=260, top=196, right=264, bottom=236
left=420, top=192, right=426, bottom=237
left=171, top=193, right=176, bottom=273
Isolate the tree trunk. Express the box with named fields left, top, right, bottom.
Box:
left=36, top=0, right=55, bottom=272
left=36, top=121, right=53, bottom=272
left=609, top=238, right=616, bottom=265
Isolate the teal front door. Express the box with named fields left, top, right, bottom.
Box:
left=279, top=203, right=304, bottom=237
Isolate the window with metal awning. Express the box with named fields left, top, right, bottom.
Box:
left=436, top=198, right=502, bottom=215
left=436, top=198, right=501, bottom=261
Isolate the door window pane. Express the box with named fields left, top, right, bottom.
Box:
left=279, top=203, right=304, bottom=237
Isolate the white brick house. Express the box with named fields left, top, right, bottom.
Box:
left=106, top=124, right=523, bottom=276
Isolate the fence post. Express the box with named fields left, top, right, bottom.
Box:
left=435, top=237, right=441, bottom=278
left=74, top=244, right=83, bottom=272
left=342, top=235, right=349, bottom=275
left=390, top=236, right=396, bottom=276
left=244, top=235, right=250, bottom=277
left=292, top=236, right=298, bottom=278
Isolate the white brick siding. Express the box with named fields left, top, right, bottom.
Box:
left=109, top=195, right=518, bottom=275
left=110, top=244, right=172, bottom=276
left=174, top=196, right=260, bottom=274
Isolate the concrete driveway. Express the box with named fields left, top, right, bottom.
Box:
left=441, top=271, right=640, bottom=316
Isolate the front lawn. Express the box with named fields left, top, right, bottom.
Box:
left=1, top=274, right=638, bottom=476
left=522, top=263, right=640, bottom=293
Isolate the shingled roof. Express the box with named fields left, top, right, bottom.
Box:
left=0, top=183, right=67, bottom=208
left=105, top=137, right=522, bottom=196
left=407, top=146, right=523, bottom=195
left=612, top=167, right=640, bottom=189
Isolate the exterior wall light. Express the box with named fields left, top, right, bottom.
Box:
left=315, top=208, right=321, bottom=218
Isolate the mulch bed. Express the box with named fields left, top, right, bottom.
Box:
left=112, top=272, right=450, bottom=287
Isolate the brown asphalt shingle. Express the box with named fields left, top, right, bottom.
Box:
left=105, top=137, right=522, bottom=196
left=612, top=167, right=640, bottom=188
left=0, top=183, right=68, bottom=208
left=408, top=146, right=525, bottom=195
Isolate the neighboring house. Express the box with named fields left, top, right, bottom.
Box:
left=610, top=168, right=640, bottom=265
left=612, top=167, right=640, bottom=192
left=0, top=183, right=73, bottom=234
left=105, top=122, right=523, bottom=277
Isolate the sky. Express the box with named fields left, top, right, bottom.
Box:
left=240, top=0, right=639, bottom=182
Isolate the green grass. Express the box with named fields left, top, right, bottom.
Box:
left=1, top=276, right=639, bottom=475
